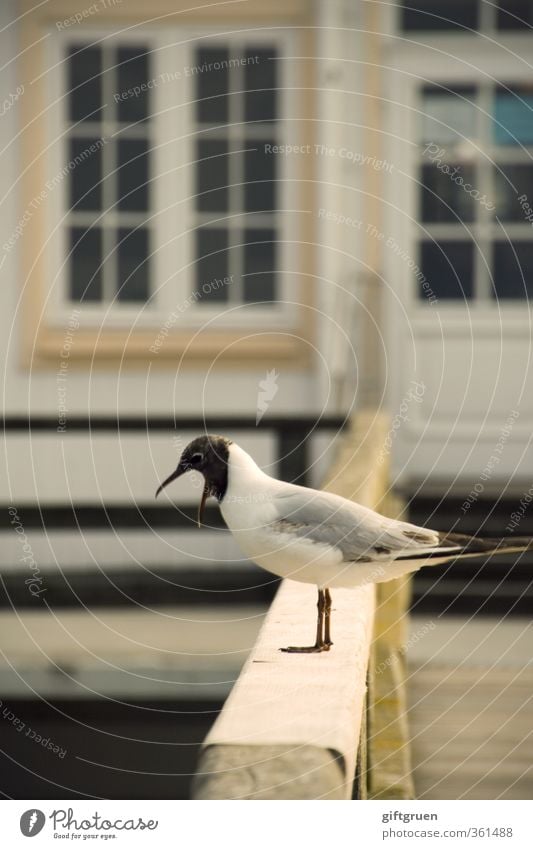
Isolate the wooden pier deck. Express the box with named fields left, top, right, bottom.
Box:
left=406, top=616, right=533, bottom=800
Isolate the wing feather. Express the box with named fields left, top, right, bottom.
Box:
left=271, top=489, right=457, bottom=562
left=269, top=487, right=532, bottom=567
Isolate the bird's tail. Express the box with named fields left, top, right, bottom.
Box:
left=434, top=531, right=533, bottom=562
left=383, top=531, right=533, bottom=584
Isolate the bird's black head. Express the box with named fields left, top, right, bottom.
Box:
left=155, top=434, right=232, bottom=526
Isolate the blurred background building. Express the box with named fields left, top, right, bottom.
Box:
left=1, top=0, right=532, bottom=798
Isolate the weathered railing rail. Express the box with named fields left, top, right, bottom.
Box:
left=192, top=411, right=414, bottom=800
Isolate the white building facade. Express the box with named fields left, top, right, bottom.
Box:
left=1, top=0, right=532, bottom=578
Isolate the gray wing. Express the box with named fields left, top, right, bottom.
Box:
left=270, top=488, right=457, bottom=563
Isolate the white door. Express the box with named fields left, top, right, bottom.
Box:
left=383, top=33, right=533, bottom=490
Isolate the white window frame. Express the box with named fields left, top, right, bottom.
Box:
left=383, top=33, right=533, bottom=326
left=45, top=25, right=298, bottom=331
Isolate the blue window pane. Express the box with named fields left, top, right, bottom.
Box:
left=117, top=46, right=150, bottom=124
left=69, top=227, right=102, bottom=301
left=244, top=141, right=276, bottom=212
left=420, top=241, right=473, bottom=299
left=195, top=48, right=230, bottom=124
left=402, top=0, right=478, bottom=31
left=244, top=48, right=277, bottom=123
left=196, top=139, right=229, bottom=212
left=497, top=1, right=533, bottom=30
left=243, top=229, right=276, bottom=303
left=421, top=163, right=476, bottom=222
left=69, top=137, right=103, bottom=210
left=493, top=86, right=533, bottom=145
left=492, top=242, right=533, bottom=299
left=68, top=45, right=102, bottom=123
left=117, top=139, right=149, bottom=211
left=117, top=228, right=150, bottom=301
left=420, top=86, right=477, bottom=146
left=196, top=229, right=230, bottom=301
left=493, top=165, right=533, bottom=220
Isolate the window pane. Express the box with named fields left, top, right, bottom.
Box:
left=497, top=0, right=533, bottom=30
left=69, top=137, right=103, bottom=210
left=243, top=229, right=276, bottom=303
left=117, top=228, right=149, bottom=301
left=421, top=162, right=476, bottom=222
left=244, top=142, right=276, bottom=212
left=493, top=86, right=533, bottom=145
left=117, top=139, right=149, bottom=211
left=68, top=45, right=102, bottom=122
left=401, top=0, right=478, bottom=31
left=117, top=46, right=150, bottom=123
left=420, top=87, right=477, bottom=145
left=197, top=139, right=229, bottom=212
left=493, top=165, right=533, bottom=221
left=196, top=228, right=230, bottom=301
left=69, top=227, right=102, bottom=301
left=492, top=242, right=533, bottom=299
left=244, top=48, right=277, bottom=123
left=420, top=241, right=473, bottom=299
left=195, top=48, right=229, bottom=124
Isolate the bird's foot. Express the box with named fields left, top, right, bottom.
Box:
left=280, top=643, right=330, bottom=653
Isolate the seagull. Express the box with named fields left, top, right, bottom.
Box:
left=156, top=434, right=533, bottom=653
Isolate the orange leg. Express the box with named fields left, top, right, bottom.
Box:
left=280, top=588, right=332, bottom=653
left=324, top=588, right=333, bottom=648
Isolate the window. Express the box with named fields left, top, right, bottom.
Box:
left=65, top=43, right=152, bottom=304
left=192, top=46, right=279, bottom=306
left=416, top=83, right=533, bottom=301
left=401, top=1, right=533, bottom=32
left=54, top=30, right=290, bottom=323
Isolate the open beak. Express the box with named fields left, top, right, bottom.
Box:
left=155, top=464, right=186, bottom=498
left=155, top=465, right=210, bottom=529
left=198, top=483, right=209, bottom=529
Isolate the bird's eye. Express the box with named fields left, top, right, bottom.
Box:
left=190, top=452, right=203, bottom=465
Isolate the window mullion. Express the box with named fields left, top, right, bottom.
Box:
left=231, top=44, right=244, bottom=305
left=479, top=0, right=496, bottom=32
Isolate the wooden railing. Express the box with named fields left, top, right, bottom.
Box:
left=192, top=412, right=414, bottom=800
